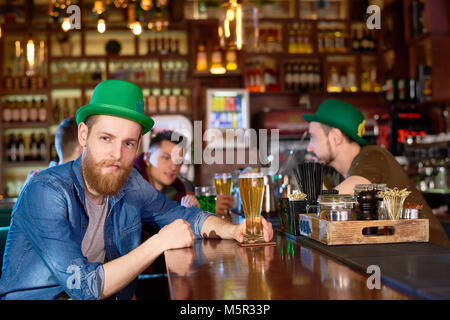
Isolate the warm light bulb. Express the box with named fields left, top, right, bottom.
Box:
left=132, top=22, right=142, bottom=35
left=97, top=18, right=106, bottom=33
left=27, top=39, right=35, bottom=68
left=236, top=5, right=242, bottom=50
left=62, top=17, right=71, bottom=32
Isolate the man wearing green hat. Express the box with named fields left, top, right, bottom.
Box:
left=303, top=99, right=450, bottom=248
left=0, top=80, right=273, bottom=300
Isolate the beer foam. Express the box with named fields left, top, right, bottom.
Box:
left=238, top=172, right=264, bottom=179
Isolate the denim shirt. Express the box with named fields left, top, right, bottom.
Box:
left=0, top=156, right=212, bottom=300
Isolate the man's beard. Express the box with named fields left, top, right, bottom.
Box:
left=316, top=138, right=335, bottom=166
left=82, top=151, right=134, bottom=196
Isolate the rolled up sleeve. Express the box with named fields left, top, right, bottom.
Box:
left=14, top=179, right=104, bottom=300
left=140, top=182, right=213, bottom=238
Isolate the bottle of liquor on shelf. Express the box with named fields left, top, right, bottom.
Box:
left=20, top=98, right=29, bottom=123
left=288, top=24, right=298, bottom=54
left=196, top=43, right=208, bottom=72
left=178, top=89, right=189, bottom=113
left=2, top=99, right=12, bottom=123
left=291, top=62, right=300, bottom=92
left=3, top=68, right=14, bottom=89
left=225, top=46, right=238, bottom=71
left=352, top=28, right=360, bottom=52
left=168, top=88, right=178, bottom=113
left=334, top=28, right=347, bottom=53
left=30, top=133, right=39, bottom=161
left=299, top=63, right=308, bottom=92
left=147, top=89, right=158, bottom=114
left=158, top=88, right=168, bottom=113
left=52, top=99, right=61, bottom=124
left=306, top=63, right=315, bottom=91
left=38, top=133, right=47, bottom=161
left=313, top=63, right=322, bottom=91
left=317, top=28, right=325, bottom=53
left=29, top=99, right=38, bottom=122
left=7, top=134, right=17, bottom=162
left=17, top=133, right=25, bottom=162
left=38, top=99, right=47, bottom=122
left=12, top=98, right=21, bottom=122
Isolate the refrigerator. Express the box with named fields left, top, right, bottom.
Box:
left=205, top=89, right=250, bottom=149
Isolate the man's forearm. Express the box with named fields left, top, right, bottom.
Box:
left=99, top=233, right=166, bottom=300
left=200, top=215, right=238, bottom=240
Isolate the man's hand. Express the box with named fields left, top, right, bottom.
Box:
left=157, top=219, right=195, bottom=251
left=216, top=194, right=234, bottom=215
left=181, top=194, right=201, bottom=208
left=234, top=216, right=273, bottom=243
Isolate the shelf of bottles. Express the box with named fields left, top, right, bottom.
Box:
left=143, top=87, right=191, bottom=115
left=50, top=90, right=81, bottom=125
left=246, top=22, right=284, bottom=54
left=283, top=60, right=322, bottom=93
left=195, top=42, right=240, bottom=75
left=1, top=94, right=49, bottom=126
left=2, top=35, right=48, bottom=93
left=51, top=60, right=106, bottom=86
left=298, top=0, right=347, bottom=20
left=244, top=56, right=280, bottom=93
left=326, top=55, right=357, bottom=93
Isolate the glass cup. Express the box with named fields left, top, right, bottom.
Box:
left=195, top=186, right=216, bottom=214
left=214, top=173, right=233, bottom=215
left=239, top=172, right=265, bottom=243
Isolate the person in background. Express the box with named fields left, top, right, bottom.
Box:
left=23, top=117, right=83, bottom=185
left=53, top=117, right=83, bottom=165
left=0, top=80, right=273, bottom=300
left=302, top=99, right=450, bottom=248
left=134, top=130, right=235, bottom=214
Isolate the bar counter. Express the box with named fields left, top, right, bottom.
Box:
left=164, top=232, right=418, bottom=300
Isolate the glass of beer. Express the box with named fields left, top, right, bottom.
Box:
left=239, top=172, right=265, bottom=243
left=214, top=173, right=233, bottom=215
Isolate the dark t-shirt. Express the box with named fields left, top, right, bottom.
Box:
left=348, top=145, right=450, bottom=248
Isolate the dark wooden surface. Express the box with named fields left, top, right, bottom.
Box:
left=164, top=233, right=417, bottom=300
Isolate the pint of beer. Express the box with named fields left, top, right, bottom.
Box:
left=239, top=172, right=265, bottom=243
left=215, top=173, right=233, bottom=195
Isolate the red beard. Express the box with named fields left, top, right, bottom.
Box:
left=82, top=151, right=134, bottom=196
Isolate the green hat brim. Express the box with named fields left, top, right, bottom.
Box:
left=303, top=113, right=369, bottom=146
left=76, top=103, right=154, bottom=135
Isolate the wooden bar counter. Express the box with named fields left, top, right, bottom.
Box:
left=164, top=232, right=416, bottom=300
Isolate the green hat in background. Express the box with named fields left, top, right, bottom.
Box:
left=302, top=99, right=368, bottom=146
left=76, top=79, right=154, bottom=135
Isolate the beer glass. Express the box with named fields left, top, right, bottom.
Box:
left=214, top=173, right=233, bottom=215
left=239, top=172, right=265, bottom=243
left=195, top=186, right=216, bottom=213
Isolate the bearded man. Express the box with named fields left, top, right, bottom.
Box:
left=0, top=80, right=273, bottom=300
left=303, top=99, right=450, bottom=248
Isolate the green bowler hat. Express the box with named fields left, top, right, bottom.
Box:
left=76, top=79, right=154, bottom=135
left=302, top=99, right=368, bottom=146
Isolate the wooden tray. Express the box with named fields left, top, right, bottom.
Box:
left=299, top=214, right=429, bottom=246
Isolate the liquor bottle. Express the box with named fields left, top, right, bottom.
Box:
left=288, top=24, right=297, bottom=54
left=225, top=46, right=238, bottom=71
left=2, top=99, right=12, bottom=123
left=12, top=98, right=21, bottom=122
left=38, top=99, right=47, bottom=122
left=52, top=98, right=60, bottom=124
left=4, top=67, right=14, bottom=89
left=307, top=63, right=315, bottom=91
left=196, top=43, right=208, bottom=72
left=168, top=88, right=178, bottom=113
left=38, top=133, right=47, bottom=161
left=299, top=63, right=307, bottom=92
left=63, top=98, right=70, bottom=119
left=29, top=99, right=38, bottom=122
left=397, top=79, right=406, bottom=101
left=20, top=98, right=29, bottom=123
left=158, top=88, right=168, bottom=113
left=178, top=89, right=188, bottom=113
left=30, top=133, right=39, bottom=161
left=8, top=134, right=17, bottom=162
left=292, top=62, right=300, bottom=91
left=147, top=90, right=157, bottom=114
left=17, top=133, right=25, bottom=162
left=317, top=29, right=325, bottom=53
left=313, top=63, right=322, bottom=91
